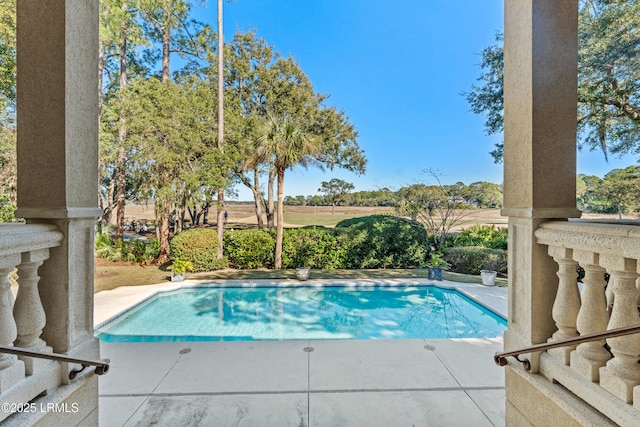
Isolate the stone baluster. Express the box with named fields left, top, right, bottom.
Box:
left=636, top=276, right=640, bottom=412
left=547, top=247, right=581, bottom=364
left=606, top=276, right=615, bottom=309
left=570, top=251, right=611, bottom=381
left=0, top=266, right=17, bottom=369
left=13, top=249, right=52, bottom=375
left=0, top=255, right=25, bottom=393
left=599, top=257, right=640, bottom=404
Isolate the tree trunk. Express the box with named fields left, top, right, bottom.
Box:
left=215, top=0, right=225, bottom=260
left=97, top=33, right=104, bottom=123
left=252, top=167, right=266, bottom=228
left=115, top=146, right=126, bottom=241
left=187, top=205, right=196, bottom=224
left=114, top=3, right=129, bottom=242
left=203, top=201, right=210, bottom=224
left=252, top=187, right=266, bottom=229
left=156, top=198, right=171, bottom=264
left=101, top=177, right=115, bottom=229
left=153, top=167, right=173, bottom=264
left=238, top=167, right=266, bottom=228
left=275, top=168, right=285, bottom=269
left=175, top=205, right=183, bottom=234
left=153, top=2, right=172, bottom=265
left=267, top=164, right=276, bottom=228
left=217, top=189, right=224, bottom=259
left=161, top=4, right=170, bottom=82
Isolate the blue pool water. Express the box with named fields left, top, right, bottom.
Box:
left=96, top=286, right=507, bottom=342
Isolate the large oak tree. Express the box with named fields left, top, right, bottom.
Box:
left=465, top=0, right=640, bottom=162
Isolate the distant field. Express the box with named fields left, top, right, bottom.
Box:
left=283, top=206, right=395, bottom=227
left=122, top=204, right=508, bottom=230
left=121, top=203, right=630, bottom=230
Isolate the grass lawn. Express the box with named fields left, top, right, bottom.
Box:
left=94, top=260, right=508, bottom=293
left=282, top=212, right=369, bottom=227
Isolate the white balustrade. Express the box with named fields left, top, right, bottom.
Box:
left=547, top=246, right=580, bottom=364
left=0, top=261, right=21, bottom=392
left=14, top=249, right=52, bottom=375
left=535, top=221, right=640, bottom=422
left=599, top=262, right=640, bottom=403
left=570, top=252, right=610, bottom=381
left=0, top=224, right=63, bottom=420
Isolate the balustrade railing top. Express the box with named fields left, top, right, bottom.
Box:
left=536, top=220, right=640, bottom=257
left=0, top=223, right=64, bottom=257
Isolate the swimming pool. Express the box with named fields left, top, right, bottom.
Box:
left=95, top=285, right=507, bottom=342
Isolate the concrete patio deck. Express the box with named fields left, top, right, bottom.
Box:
left=96, top=279, right=507, bottom=426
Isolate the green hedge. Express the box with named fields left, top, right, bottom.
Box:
left=224, top=229, right=275, bottom=269
left=281, top=227, right=346, bottom=269
left=335, top=215, right=428, bottom=269
left=171, top=215, right=430, bottom=271
left=444, top=246, right=507, bottom=275
left=170, top=228, right=228, bottom=271
left=223, top=227, right=345, bottom=269
left=451, top=224, right=507, bottom=250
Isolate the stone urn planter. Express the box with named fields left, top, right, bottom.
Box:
left=426, top=253, right=448, bottom=281
left=169, top=259, right=193, bottom=282
left=427, top=267, right=443, bottom=281
left=480, top=270, right=497, bottom=286
left=170, top=271, right=187, bottom=282
left=296, top=267, right=310, bottom=281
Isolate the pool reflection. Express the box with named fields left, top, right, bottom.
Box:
left=96, top=286, right=507, bottom=342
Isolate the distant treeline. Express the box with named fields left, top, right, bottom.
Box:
left=283, top=181, right=503, bottom=209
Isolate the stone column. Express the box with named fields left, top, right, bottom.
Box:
left=502, top=0, right=581, bottom=424
left=13, top=2, right=100, bottom=424
left=502, top=0, right=580, bottom=359
left=15, top=0, right=100, bottom=357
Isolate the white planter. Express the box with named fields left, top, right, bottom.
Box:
left=170, top=271, right=186, bottom=282
left=480, top=270, right=497, bottom=286
left=296, top=267, right=310, bottom=281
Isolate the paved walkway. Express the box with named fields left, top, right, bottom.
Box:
left=96, top=279, right=508, bottom=427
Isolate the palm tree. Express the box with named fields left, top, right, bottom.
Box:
left=255, top=113, right=319, bottom=269
left=215, top=0, right=225, bottom=260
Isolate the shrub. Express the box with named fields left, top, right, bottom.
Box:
left=169, top=259, right=193, bottom=275
left=425, top=252, right=450, bottom=269
left=170, top=228, right=229, bottom=272
left=452, top=224, right=507, bottom=250
left=335, top=215, right=428, bottom=268
left=127, top=238, right=160, bottom=262
left=95, top=234, right=117, bottom=260
left=143, top=238, right=160, bottom=260
left=223, top=229, right=275, bottom=269
left=0, top=194, right=16, bottom=222
left=281, top=226, right=346, bottom=269
left=95, top=234, right=159, bottom=263
left=444, top=246, right=507, bottom=275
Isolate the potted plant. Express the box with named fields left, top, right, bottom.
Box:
left=295, top=266, right=311, bottom=281
left=426, top=253, right=450, bottom=281
left=480, top=260, right=499, bottom=286
left=169, top=259, right=193, bottom=282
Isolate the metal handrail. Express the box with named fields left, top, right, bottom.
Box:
left=494, top=324, right=640, bottom=371
left=0, top=344, right=109, bottom=379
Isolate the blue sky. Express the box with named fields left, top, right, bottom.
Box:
left=193, top=0, right=637, bottom=200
